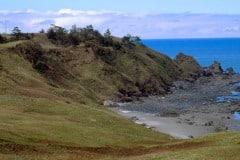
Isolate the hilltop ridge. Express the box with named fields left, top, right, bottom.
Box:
left=3, top=28, right=186, bottom=104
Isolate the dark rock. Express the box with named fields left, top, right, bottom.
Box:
left=203, top=67, right=213, bottom=77
left=185, top=77, right=196, bottom=83
left=160, top=112, right=179, bottom=117
left=226, top=67, right=234, bottom=75
left=187, top=121, right=194, bottom=125
left=120, top=97, right=134, bottom=102
left=208, top=61, right=223, bottom=75
left=235, top=86, right=240, bottom=92
left=130, top=116, right=139, bottom=121
left=205, top=121, right=214, bottom=126
left=173, top=81, right=192, bottom=90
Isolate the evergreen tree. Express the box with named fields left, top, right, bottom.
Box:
left=39, top=29, right=45, bottom=33
left=103, top=29, right=111, bottom=38
left=11, top=27, right=22, bottom=40
left=102, top=29, right=113, bottom=46
left=68, top=24, right=81, bottom=45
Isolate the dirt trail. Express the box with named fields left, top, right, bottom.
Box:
left=0, top=138, right=212, bottom=158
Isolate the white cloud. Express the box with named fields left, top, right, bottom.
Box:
left=57, top=9, right=115, bottom=16
left=0, top=9, right=240, bottom=38
left=54, top=16, right=108, bottom=27
left=224, top=26, right=240, bottom=32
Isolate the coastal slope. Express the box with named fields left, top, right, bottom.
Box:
left=0, top=31, right=239, bottom=160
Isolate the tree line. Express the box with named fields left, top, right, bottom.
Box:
left=45, top=24, right=142, bottom=46
left=0, top=27, right=32, bottom=43
left=0, top=25, right=142, bottom=46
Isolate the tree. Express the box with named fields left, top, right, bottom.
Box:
left=103, top=29, right=111, bottom=38
left=122, top=34, right=131, bottom=43
left=122, top=34, right=142, bottom=44
left=102, top=28, right=113, bottom=46
left=55, top=26, right=68, bottom=44
left=39, top=29, right=45, bottom=33
left=11, top=27, right=22, bottom=40
left=130, top=36, right=142, bottom=44
left=47, top=25, right=68, bottom=45
left=68, top=24, right=81, bottom=45
left=47, top=28, right=56, bottom=40
left=79, top=25, right=95, bottom=41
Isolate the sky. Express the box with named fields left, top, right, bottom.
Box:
left=0, top=0, right=240, bottom=38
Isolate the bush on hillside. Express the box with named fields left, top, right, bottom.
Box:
left=122, top=34, right=142, bottom=44
left=0, top=34, right=7, bottom=43
left=47, top=25, right=68, bottom=45
left=34, top=61, right=49, bottom=73
left=15, top=41, right=43, bottom=64
left=95, top=47, right=116, bottom=64
left=10, top=27, right=32, bottom=41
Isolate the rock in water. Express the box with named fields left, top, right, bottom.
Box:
left=208, top=61, right=223, bottom=75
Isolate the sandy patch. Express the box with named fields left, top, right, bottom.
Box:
left=112, top=108, right=240, bottom=139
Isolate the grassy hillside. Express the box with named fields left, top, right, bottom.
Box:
left=9, top=33, right=182, bottom=103
left=0, top=40, right=174, bottom=159
left=0, top=34, right=239, bottom=160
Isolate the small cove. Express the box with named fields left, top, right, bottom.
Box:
left=112, top=76, right=240, bottom=139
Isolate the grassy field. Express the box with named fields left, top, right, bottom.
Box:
left=0, top=44, right=172, bottom=159
left=0, top=39, right=239, bottom=159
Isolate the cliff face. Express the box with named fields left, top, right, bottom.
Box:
left=3, top=34, right=184, bottom=103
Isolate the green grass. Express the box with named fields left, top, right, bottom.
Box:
left=0, top=95, right=171, bottom=146
left=0, top=94, right=175, bottom=160
left=0, top=40, right=28, bottom=48
left=1, top=54, right=172, bottom=158
left=0, top=39, right=240, bottom=160
left=133, top=132, right=240, bottom=160
left=0, top=49, right=172, bottom=157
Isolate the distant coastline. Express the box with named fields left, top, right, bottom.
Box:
left=143, top=38, right=240, bottom=73
left=143, top=37, right=240, bottom=40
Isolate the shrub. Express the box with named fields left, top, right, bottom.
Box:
left=34, top=61, right=49, bottom=73
left=0, top=34, right=7, bottom=43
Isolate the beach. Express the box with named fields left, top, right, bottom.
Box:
left=111, top=74, right=240, bottom=139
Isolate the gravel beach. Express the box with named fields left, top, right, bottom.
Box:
left=112, top=74, right=240, bottom=139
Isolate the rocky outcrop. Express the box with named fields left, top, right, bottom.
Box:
left=226, top=67, right=234, bottom=75
left=174, top=53, right=203, bottom=79
left=207, top=61, right=223, bottom=75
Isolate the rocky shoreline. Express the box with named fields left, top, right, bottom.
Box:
left=110, top=66, right=240, bottom=139
left=117, top=74, right=240, bottom=115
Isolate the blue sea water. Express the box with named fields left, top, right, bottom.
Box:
left=142, top=38, right=240, bottom=73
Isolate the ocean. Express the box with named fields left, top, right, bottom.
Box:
left=142, top=38, right=240, bottom=73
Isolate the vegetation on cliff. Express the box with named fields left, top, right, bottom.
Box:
left=2, top=25, right=183, bottom=103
